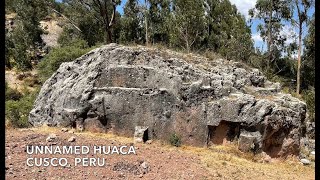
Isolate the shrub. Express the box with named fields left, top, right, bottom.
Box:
left=5, top=89, right=38, bottom=128
left=169, top=133, right=181, bottom=147
left=37, top=40, right=93, bottom=82
left=302, top=88, right=315, bottom=122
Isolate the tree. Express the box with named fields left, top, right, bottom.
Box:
left=64, top=0, right=121, bottom=44
left=5, top=30, right=14, bottom=69
left=290, top=0, right=314, bottom=95
left=249, top=0, right=292, bottom=74
left=120, top=0, right=143, bottom=44
left=10, top=23, right=33, bottom=71
left=5, top=0, right=51, bottom=70
left=147, top=0, right=171, bottom=44
left=204, top=0, right=253, bottom=61
left=15, top=0, right=50, bottom=48
left=144, top=0, right=149, bottom=46
left=301, top=14, right=314, bottom=89
left=170, top=0, right=206, bottom=53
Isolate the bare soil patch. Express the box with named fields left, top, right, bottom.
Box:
left=5, top=128, right=314, bottom=180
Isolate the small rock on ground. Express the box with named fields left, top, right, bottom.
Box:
left=300, top=159, right=311, bottom=165
left=68, top=136, right=76, bottom=142
left=46, top=134, right=57, bottom=142
left=61, top=128, right=68, bottom=132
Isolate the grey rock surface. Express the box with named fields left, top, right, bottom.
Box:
left=238, top=130, right=262, bottom=152
left=306, top=121, right=315, bottom=139
left=300, top=137, right=315, bottom=157
left=29, top=44, right=307, bottom=157
left=134, top=126, right=148, bottom=143
left=46, top=133, right=57, bottom=142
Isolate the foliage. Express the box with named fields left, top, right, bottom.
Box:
left=63, top=0, right=121, bottom=44
left=6, top=89, right=39, bottom=128
left=249, top=0, right=292, bottom=73
left=9, top=23, right=33, bottom=71
left=38, top=40, right=93, bottom=82
left=120, top=0, right=143, bottom=44
left=169, top=0, right=206, bottom=52
left=302, top=88, right=315, bottom=122
left=147, top=0, right=171, bottom=44
left=169, top=133, right=182, bottom=147
left=5, top=0, right=18, bottom=13
left=205, top=0, right=253, bottom=61
left=5, top=30, right=14, bottom=69
left=301, top=15, right=315, bottom=89
left=57, top=25, right=83, bottom=47
left=5, top=0, right=52, bottom=70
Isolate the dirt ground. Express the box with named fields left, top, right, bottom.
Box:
left=5, top=127, right=315, bottom=180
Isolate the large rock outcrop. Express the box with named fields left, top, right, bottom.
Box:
left=29, top=44, right=306, bottom=157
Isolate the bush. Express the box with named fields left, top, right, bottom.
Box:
left=302, top=88, right=315, bottom=122
left=5, top=89, right=38, bottom=128
left=169, top=133, right=181, bottom=147
left=5, top=82, right=22, bottom=101
left=38, top=40, right=93, bottom=82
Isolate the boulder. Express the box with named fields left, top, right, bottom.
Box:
left=306, top=121, right=315, bottom=139
left=238, top=130, right=262, bottom=153
left=29, top=44, right=307, bottom=157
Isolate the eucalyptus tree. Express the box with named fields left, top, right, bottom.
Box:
left=170, top=0, right=206, bottom=53
left=249, top=0, right=292, bottom=73
left=120, top=0, right=143, bottom=43
left=289, top=0, right=314, bottom=95
left=63, top=0, right=122, bottom=44
left=204, top=0, right=253, bottom=61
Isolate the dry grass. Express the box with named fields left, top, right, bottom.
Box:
left=5, top=69, right=39, bottom=93
left=180, top=144, right=314, bottom=180
left=22, top=126, right=315, bottom=179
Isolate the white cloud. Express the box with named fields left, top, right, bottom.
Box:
left=252, top=33, right=263, bottom=42
left=229, top=0, right=257, bottom=19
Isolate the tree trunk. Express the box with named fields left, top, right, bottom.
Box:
left=104, top=12, right=112, bottom=43
left=186, top=39, right=190, bottom=53
left=267, top=0, right=273, bottom=73
left=105, top=23, right=112, bottom=43
left=296, top=23, right=302, bottom=95
left=145, top=0, right=149, bottom=46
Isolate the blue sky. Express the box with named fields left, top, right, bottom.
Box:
left=229, top=0, right=314, bottom=53
left=56, top=0, right=315, bottom=53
